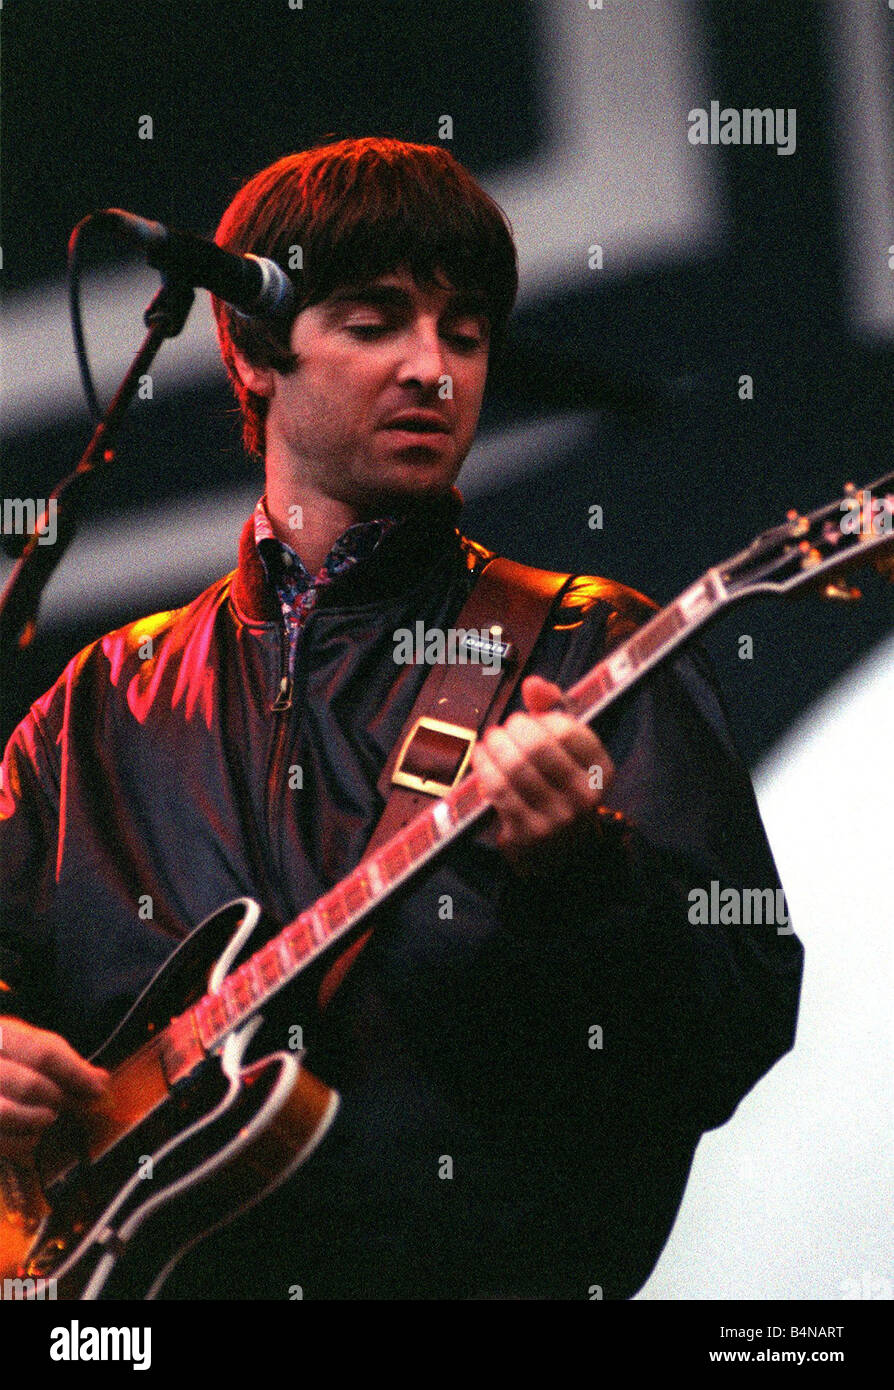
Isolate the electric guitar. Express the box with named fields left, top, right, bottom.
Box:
left=1, top=473, right=892, bottom=1300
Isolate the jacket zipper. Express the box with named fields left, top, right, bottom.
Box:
left=270, top=619, right=293, bottom=712
left=264, top=617, right=296, bottom=912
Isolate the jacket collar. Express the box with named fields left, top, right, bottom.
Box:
left=231, top=485, right=466, bottom=623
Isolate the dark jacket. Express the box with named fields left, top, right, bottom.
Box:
left=0, top=487, right=803, bottom=1299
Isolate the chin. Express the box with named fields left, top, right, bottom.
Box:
left=373, top=475, right=448, bottom=502
left=357, top=473, right=454, bottom=517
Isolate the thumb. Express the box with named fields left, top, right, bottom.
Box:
left=521, top=674, right=565, bottom=713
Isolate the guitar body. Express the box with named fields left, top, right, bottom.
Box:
left=0, top=898, right=339, bottom=1300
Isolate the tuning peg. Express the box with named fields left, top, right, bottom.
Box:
left=799, top=542, right=823, bottom=566
left=822, top=576, right=862, bottom=601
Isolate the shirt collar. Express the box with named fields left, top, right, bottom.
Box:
left=252, top=495, right=398, bottom=592
left=232, top=486, right=467, bottom=624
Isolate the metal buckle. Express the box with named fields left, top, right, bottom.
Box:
left=391, top=716, right=477, bottom=797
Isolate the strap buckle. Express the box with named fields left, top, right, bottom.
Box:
left=391, top=716, right=477, bottom=798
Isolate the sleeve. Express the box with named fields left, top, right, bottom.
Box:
left=0, top=706, right=63, bottom=1026
left=497, top=631, right=804, bottom=1134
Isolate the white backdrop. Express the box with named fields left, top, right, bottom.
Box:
left=639, top=629, right=894, bottom=1300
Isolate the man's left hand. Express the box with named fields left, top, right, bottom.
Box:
left=470, top=674, right=615, bottom=878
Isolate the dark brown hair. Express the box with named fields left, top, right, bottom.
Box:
left=212, top=136, right=519, bottom=456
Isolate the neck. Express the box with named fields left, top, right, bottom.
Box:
left=264, top=476, right=365, bottom=576
left=264, top=460, right=461, bottom=577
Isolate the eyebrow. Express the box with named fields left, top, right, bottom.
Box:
left=324, top=283, right=490, bottom=321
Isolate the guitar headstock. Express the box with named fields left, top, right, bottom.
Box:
left=720, top=471, right=894, bottom=602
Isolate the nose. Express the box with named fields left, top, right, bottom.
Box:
left=395, top=317, right=448, bottom=389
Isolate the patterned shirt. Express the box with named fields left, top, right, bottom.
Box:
left=253, top=497, right=398, bottom=681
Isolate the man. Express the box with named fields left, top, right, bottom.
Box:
left=0, top=137, right=803, bottom=1299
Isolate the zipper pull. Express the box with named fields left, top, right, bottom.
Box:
left=271, top=674, right=293, bottom=712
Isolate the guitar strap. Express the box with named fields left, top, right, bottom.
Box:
left=317, top=554, right=574, bottom=1010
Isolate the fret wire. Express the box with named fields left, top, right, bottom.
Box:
left=305, top=908, right=325, bottom=946
left=631, top=603, right=686, bottom=662
left=231, top=969, right=254, bottom=1012
left=366, top=858, right=385, bottom=894
left=194, top=1001, right=215, bottom=1051
left=220, top=978, right=240, bottom=1022
left=244, top=958, right=262, bottom=1001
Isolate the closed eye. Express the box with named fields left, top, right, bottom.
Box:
left=346, top=324, right=486, bottom=350
left=448, top=332, right=487, bottom=352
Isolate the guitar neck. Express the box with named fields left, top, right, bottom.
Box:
left=176, top=565, right=732, bottom=1060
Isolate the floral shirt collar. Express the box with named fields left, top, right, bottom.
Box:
left=252, top=496, right=398, bottom=677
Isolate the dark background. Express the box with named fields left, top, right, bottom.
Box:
left=1, top=0, right=892, bottom=760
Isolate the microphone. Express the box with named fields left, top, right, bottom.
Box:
left=98, top=208, right=296, bottom=318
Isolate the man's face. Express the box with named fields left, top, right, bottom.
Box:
left=258, top=266, right=491, bottom=513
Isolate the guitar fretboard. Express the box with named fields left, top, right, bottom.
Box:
left=163, top=565, right=731, bottom=1069
left=185, top=768, right=487, bottom=1055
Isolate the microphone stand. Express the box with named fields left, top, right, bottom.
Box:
left=0, top=277, right=195, bottom=680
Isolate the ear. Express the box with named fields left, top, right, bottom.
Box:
left=231, top=345, right=275, bottom=398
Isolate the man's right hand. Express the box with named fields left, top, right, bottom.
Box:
left=0, top=1017, right=109, bottom=1161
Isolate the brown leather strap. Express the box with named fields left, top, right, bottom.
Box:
left=317, top=556, right=573, bottom=1010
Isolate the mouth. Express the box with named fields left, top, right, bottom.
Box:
left=382, top=427, right=449, bottom=444
left=380, top=425, right=451, bottom=451
left=380, top=415, right=451, bottom=438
